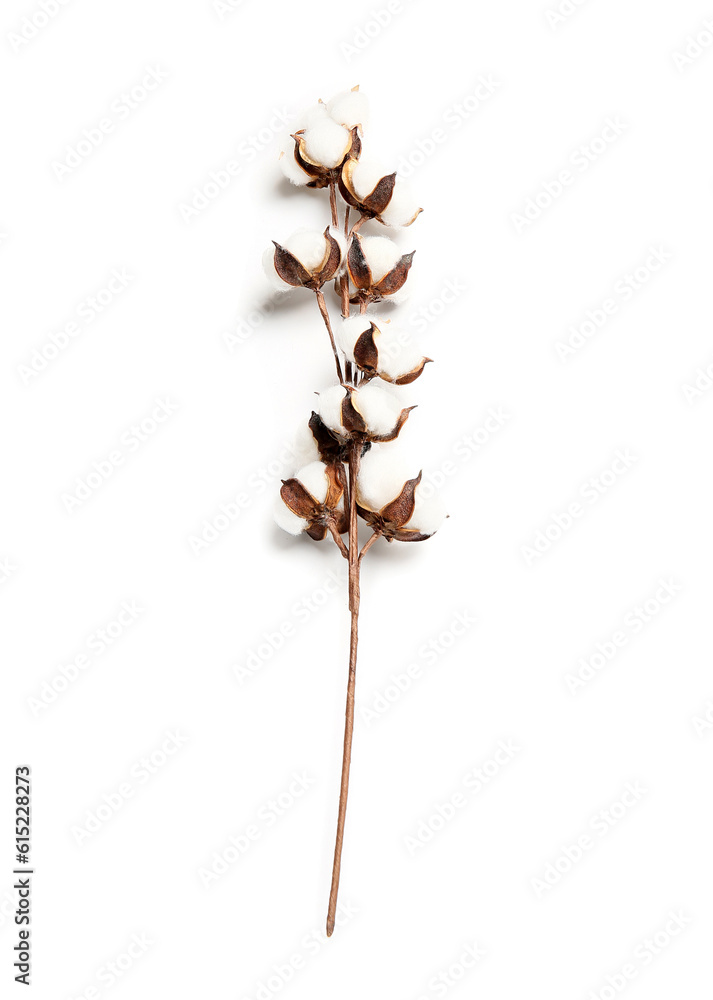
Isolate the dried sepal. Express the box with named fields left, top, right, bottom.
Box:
left=346, top=234, right=372, bottom=290
left=346, top=234, right=415, bottom=303
left=373, top=251, right=415, bottom=298
left=379, top=357, right=433, bottom=386
left=272, top=242, right=313, bottom=287
left=279, top=461, right=347, bottom=541
left=352, top=323, right=379, bottom=375
left=368, top=404, right=416, bottom=443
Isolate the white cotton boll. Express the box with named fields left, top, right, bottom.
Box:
left=359, top=236, right=402, bottom=283
left=405, top=486, right=448, bottom=536
left=352, top=381, right=402, bottom=436
left=302, top=120, right=351, bottom=169
left=327, top=90, right=369, bottom=129
left=318, top=385, right=348, bottom=437
left=274, top=498, right=307, bottom=536
left=349, top=155, right=389, bottom=201
left=283, top=229, right=328, bottom=272
left=376, top=330, right=425, bottom=380
left=299, top=102, right=330, bottom=130
left=262, top=246, right=289, bottom=291
left=336, top=314, right=374, bottom=361
left=357, top=444, right=410, bottom=511
left=288, top=423, right=321, bottom=471
left=295, top=461, right=330, bottom=504
left=279, top=148, right=310, bottom=186
left=379, top=181, right=421, bottom=228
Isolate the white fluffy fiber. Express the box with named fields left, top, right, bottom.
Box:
left=317, top=384, right=348, bottom=437
left=263, top=229, right=337, bottom=290
left=336, top=314, right=376, bottom=361
left=356, top=444, right=410, bottom=511
left=359, top=236, right=403, bottom=283
left=351, top=381, right=402, bottom=437
left=404, top=483, right=448, bottom=535
left=288, top=422, right=321, bottom=471
left=274, top=461, right=331, bottom=536
left=295, top=460, right=330, bottom=503
left=357, top=448, right=447, bottom=535
left=279, top=147, right=311, bottom=187
left=375, top=329, right=425, bottom=381
left=348, top=155, right=389, bottom=201
left=326, top=89, right=369, bottom=129
left=302, top=119, right=351, bottom=169
left=283, top=229, right=330, bottom=271
left=380, top=181, right=422, bottom=228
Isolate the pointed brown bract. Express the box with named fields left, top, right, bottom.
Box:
left=380, top=472, right=422, bottom=527
left=341, top=389, right=368, bottom=435
left=363, top=172, right=396, bottom=215
left=273, top=242, right=313, bottom=287
left=308, top=412, right=349, bottom=463
left=353, top=323, right=379, bottom=375
left=346, top=234, right=372, bottom=290
left=380, top=357, right=433, bottom=386
left=371, top=405, right=416, bottom=443
left=315, top=228, right=343, bottom=285
left=374, top=251, right=415, bottom=297
left=280, top=478, right=320, bottom=518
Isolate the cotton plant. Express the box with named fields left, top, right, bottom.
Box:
left=264, top=86, right=447, bottom=936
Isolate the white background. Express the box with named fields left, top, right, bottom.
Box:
left=2, top=0, right=713, bottom=997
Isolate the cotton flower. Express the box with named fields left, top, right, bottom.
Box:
left=275, top=461, right=347, bottom=540
left=346, top=234, right=415, bottom=303
left=337, top=315, right=431, bottom=385
left=339, top=155, right=422, bottom=228
left=356, top=446, right=447, bottom=541
left=263, top=227, right=346, bottom=291
left=279, top=88, right=367, bottom=188
left=317, top=382, right=414, bottom=443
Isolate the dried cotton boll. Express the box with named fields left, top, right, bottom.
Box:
left=294, top=460, right=331, bottom=504
left=379, top=181, right=422, bottom=228
left=302, top=119, right=352, bottom=169
left=359, top=236, right=403, bottom=283
left=357, top=444, right=411, bottom=511
left=351, top=381, right=403, bottom=437
left=326, top=89, right=369, bottom=129
left=348, top=155, right=390, bottom=201
left=274, top=498, right=308, bottom=536
left=279, top=147, right=312, bottom=186
left=403, top=483, right=448, bottom=536
left=284, top=229, right=333, bottom=272
left=318, top=385, right=349, bottom=438
left=375, top=331, right=426, bottom=381
left=336, top=314, right=379, bottom=361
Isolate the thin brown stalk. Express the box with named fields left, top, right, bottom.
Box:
left=326, top=441, right=361, bottom=936
left=359, top=530, right=380, bottom=562
left=315, top=289, right=344, bottom=385
left=327, top=519, right=349, bottom=559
